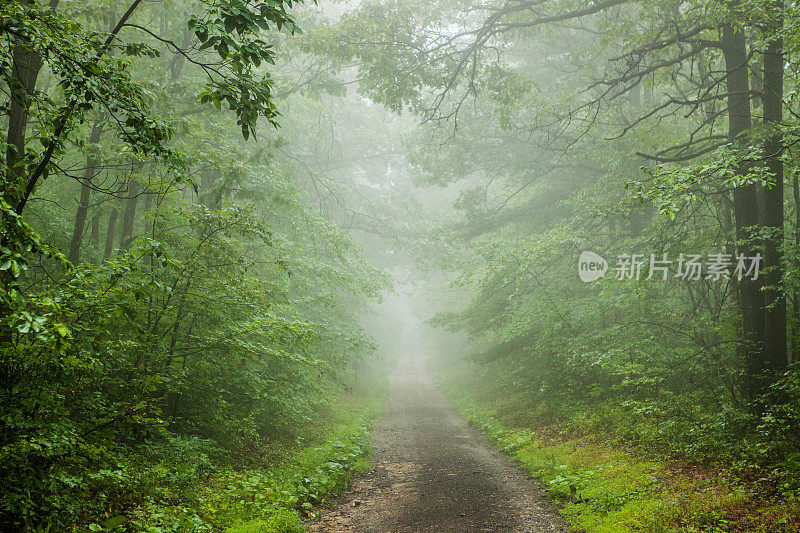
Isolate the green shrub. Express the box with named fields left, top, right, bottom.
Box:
left=227, top=508, right=305, bottom=533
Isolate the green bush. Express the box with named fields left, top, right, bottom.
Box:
left=227, top=508, right=305, bottom=533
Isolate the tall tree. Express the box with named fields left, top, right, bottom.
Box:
left=67, top=121, right=103, bottom=263
left=761, top=0, right=788, bottom=388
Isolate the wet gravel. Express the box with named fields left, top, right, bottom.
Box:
left=308, top=352, right=566, bottom=532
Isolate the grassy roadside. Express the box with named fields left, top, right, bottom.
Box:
left=90, top=392, right=383, bottom=533
left=220, top=393, right=382, bottom=533
left=448, top=394, right=800, bottom=532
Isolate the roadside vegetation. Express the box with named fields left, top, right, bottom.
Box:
left=110, top=394, right=379, bottom=533
left=444, top=388, right=800, bottom=532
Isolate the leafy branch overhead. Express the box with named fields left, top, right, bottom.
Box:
left=190, top=0, right=308, bottom=138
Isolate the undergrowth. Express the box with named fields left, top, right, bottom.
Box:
left=454, top=397, right=800, bottom=532
left=83, top=394, right=380, bottom=532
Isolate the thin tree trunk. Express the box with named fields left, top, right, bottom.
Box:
left=142, top=187, right=153, bottom=234
left=104, top=207, right=119, bottom=259
left=90, top=212, right=101, bottom=249
left=141, top=188, right=154, bottom=264
left=68, top=121, right=103, bottom=263
left=793, top=169, right=800, bottom=363
left=119, top=164, right=142, bottom=251
left=200, top=171, right=219, bottom=206
left=751, top=59, right=763, bottom=111
left=119, top=188, right=140, bottom=250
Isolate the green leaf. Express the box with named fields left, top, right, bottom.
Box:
left=101, top=515, right=127, bottom=529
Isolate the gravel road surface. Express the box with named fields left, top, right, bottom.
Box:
left=308, top=352, right=565, bottom=532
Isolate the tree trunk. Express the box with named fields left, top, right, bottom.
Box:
left=119, top=164, right=142, bottom=251
left=90, top=212, right=101, bottom=249
left=751, top=59, right=763, bottom=111
left=3, top=0, right=59, bottom=207
left=761, top=1, right=788, bottom=388
left=793, top=168, right=800, bottom=363
left=141, top=188, right=154, bottom=265
left=104, top=207, right=119, bottom=259
left=721, top=16, right=764, bottom=407
left=200, top=171, right=219, bottom=206
left=142, top=187, right=153, bottom=235
left=67, top=121, right=103, bottom=263
left=0, top=1, right=58, bottom=345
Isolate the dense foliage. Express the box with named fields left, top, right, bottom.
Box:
left=0, top=0, right=389, bottom=530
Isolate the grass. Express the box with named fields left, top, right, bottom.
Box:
left=227, top=508, right=306, bottom=533
left=96, top=392, right=383, bottom=533
left=212, top=393, right=381, bottom=532
left=454, top=398, right=800, bottom=532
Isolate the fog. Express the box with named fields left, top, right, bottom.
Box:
left=2, top=0, right=799, bottom=530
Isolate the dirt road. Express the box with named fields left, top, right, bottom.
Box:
left=308, top=352, right=564, bottom=532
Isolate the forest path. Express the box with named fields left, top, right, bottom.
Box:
left=308, top=351, right=565, bottom=532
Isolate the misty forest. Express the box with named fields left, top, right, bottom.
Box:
left=4, top=0, right=800, bottom=531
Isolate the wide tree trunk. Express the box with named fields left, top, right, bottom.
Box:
left=721, top=17, right=764, bottom=407
left=3, top=0, right=59, bottom=207
left=5, top=47, right=42, bottom=204
left=761, top=1, right=788, bottom=392
left=0, top=1, right=59, bottom=345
